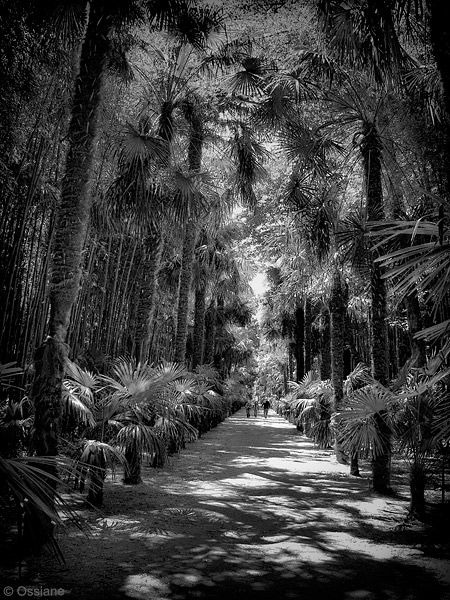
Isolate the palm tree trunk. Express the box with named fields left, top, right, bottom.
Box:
left=405, top=291, right=427, bottom=367
left=305, top=297, right=312, bottom=373
left=288, top=341, right=295, bottom=380
left=192, top=281, right=206, bottom=368
left=31, top=2, right=110, bottom=464
left=371, top=411, right=392, bottom=494
left=320, top=307, right=331, bottom=380
left=174, top=97, right=203, bottom=364
left=123, top=448, right=142, bottom=485
left=361, top=122, right=389, bottom=385
left=427, top=1, right=450, bottom=191
left=295, top=303, right=305, bottom=382
left=135, top=233, right=163, bottom=363
left=361, top=121, right=391, bottom=491
left=409, top=463, right=426, bottom=520
left=330, top=269, right=346, bottom=406
left=329, top=268, right=348, bottom=465
left=203, top=301, right=216, bottom=364
left=174, top=223, right=198, bottom=363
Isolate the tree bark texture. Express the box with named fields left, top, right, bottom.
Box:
left=304, top=297, right=312, bottom=373
left=295, top=303, right=305, bottom=382
left=288, top=342, right=295, bottom=381
left=329, top=269, right=349, bottom=465
left=32, top=2, right=110, bottom=462
left=371, top=411, right=392, bottom=494
left=405, top=292, right=427, bottom=367
left=203, top=302, right=216, bottom=364
left=49, top=2, right=110, bottom=343
left=409, top=463, right=426, bottom=520
left=428, top=0, right=450, bottom=191
left=123, top=447, right=143, bottom=485
left=320, top=307, right=331, bottom=380
left=174, top=223, right=198, bottom=363
left=134, top=233, right=163, bottom=363
left=361, top=122, right=389, bottom=386
left=174, top=97, right=204, bottom=364
left=329, top=269, right=347, bottom=408
left=192, top=281, right=206, bottom=368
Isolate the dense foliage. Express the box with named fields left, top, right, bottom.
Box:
left=0, top=0, right=449, bottom=566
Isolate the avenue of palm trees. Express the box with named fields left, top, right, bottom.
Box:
left=0, top=0, right=449, bottom=575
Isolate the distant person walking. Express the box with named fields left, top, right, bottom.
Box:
left=253, top=399, right=259, bottom=417
left=262, top=398, right=271, bottom=418
left=245, top=399, right=252, bottom=418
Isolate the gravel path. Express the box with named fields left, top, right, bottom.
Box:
left=6, top=409, right=450, bottom=599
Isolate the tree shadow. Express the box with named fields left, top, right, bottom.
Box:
left=7, top=409, right=450, bottom=600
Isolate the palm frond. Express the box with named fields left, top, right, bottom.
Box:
left=225, top=56, right=271, bottom=97
left=334, top=384, right=395, bottom=457
left=0, top=456, right=86, bottom=561
left=120, top=123, right=170, bottom=165
left=404, top=64, right=444, bottom=125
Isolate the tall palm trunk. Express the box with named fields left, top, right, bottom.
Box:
left=192, top=279, right=207, bottom=368
left=361, top=122, right=389, bottom=385
left=304, top=297, right=312, bottom=373
left=361, top=121, right=391, bottom=493
left=31, top=3, right=110, bottom=464
left=174, top=100, right=203, bottom=364
left=174, top=223, right=198, bottom=363
left=320, top=307, right=331, bottom=380
left=428, top=1, right=450, bottom=190
left=203, top=301, right=216, bottom=364
left=295, top=303, right=305, bottom=382
left=405, top=292, right=426, bottom=367
left=329, top=268, right=348, bottom=465
left=135, top=233, right=163, bottom=363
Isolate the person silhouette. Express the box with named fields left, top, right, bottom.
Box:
left=245, top=399, right=252, bottom=418
left=262, top=398, right=271, bottom=418
left=253, top=398, right=259, bottom=417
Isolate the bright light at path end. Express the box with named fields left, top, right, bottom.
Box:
left=250, top=272, right=268, bottom=296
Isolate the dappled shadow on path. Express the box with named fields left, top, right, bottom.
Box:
left=16, top=410, right=450, bottom=600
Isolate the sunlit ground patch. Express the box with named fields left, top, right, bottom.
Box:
left=121, top=574, right=170, bottom=599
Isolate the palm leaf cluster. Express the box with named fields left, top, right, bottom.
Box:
left=276, top=372, right=334, bottom=449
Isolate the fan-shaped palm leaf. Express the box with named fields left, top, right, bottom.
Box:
left=225, top=56, right=271, bottom=97
left=404, top=63, right=443, bottom=125
left=0, top=456, right=85, bottom=560
left=334, top=384, right=395, bottom=457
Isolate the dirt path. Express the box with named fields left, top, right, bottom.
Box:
left=8, top=409, right=450, bottom=599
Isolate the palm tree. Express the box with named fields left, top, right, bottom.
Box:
left=30, top=0, right=218, bottom=468
left=334, top=377, right=394, bottom=493
left=173, top=95, right=205, bottom=363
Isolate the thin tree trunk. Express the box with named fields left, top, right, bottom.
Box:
left=174, top=223, right=198, bottom=363
left=295, top=303, right=305, bottom=382
left=320, top=308, right=331, bottom=380
left=288, top=341, right=295, bottom=381
left=371, top=411, right=392, bottom=494
left=174, top=97, right=203, bottom=364
left=123, top=447, right=142, bottom=485
left=361, top=121, right=392, bottom=493
left=304, top=297, right=312, bottom=373
left=329, top=269, right=346, bottom=407
left=192, top=281, right=206, bottom=368
left=329, top=268, right=348, bottom=465
left=409, top=463, right=426, bottom=520
left=104, top=233, right=124, bottom=355
left=203, top=301, right=216, bottom=364
left=135, top=233, right=163, bottom=363
left=406, top=292, right=427, bottom=367
left=362, top=122, right=389, bottom=385
left=428, top=1, right=450, bottom=192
